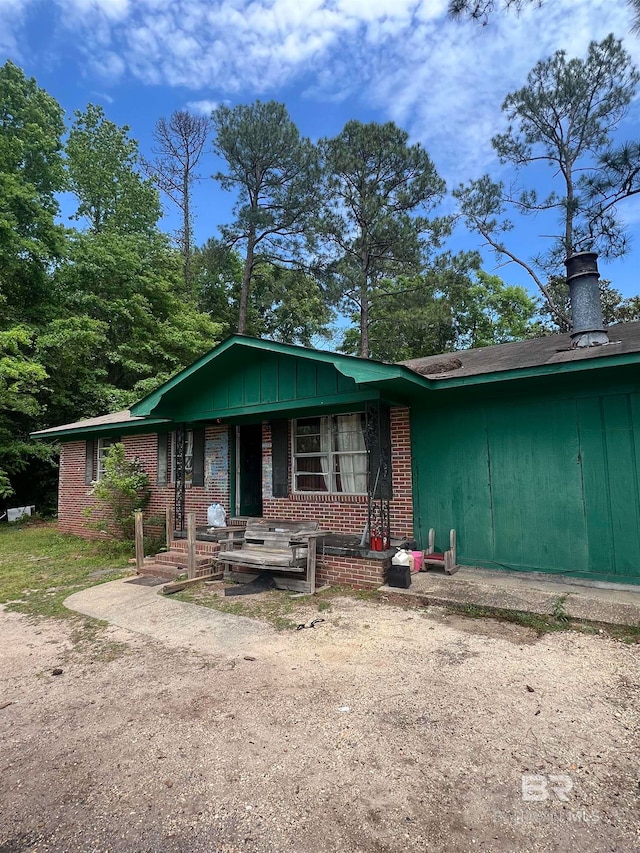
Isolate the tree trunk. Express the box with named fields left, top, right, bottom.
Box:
left=359, top=273, right=369, bottom=359
left=238, top=230, right=256, bottom=335
left=183, top=166, right=191, bottom=297
left=565, top=162, right=574, bottom=258
left=359, top=244, right=371, bottom=358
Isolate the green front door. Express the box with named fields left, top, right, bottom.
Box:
left=238, top=423, right=263, bottom=517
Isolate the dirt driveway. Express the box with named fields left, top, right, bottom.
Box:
left=1, top=590, right=638, bottom=852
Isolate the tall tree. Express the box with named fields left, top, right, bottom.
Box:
left=66, top=104, right=160, bottom=234
left=454, top=36, right=640, bottom=323
left=0, top=61, right=66, bottom=498
left=320, top=120, right=446, bottom=358
left=143, top=110, right=211, bottom=295
left=212, top=101, right=321, bottom=334
left=50, top=231, right=223, bottom=414
left=448, top=0, right=640, bottom=32
left=340, top=254, right=537, bottom=362
left=193, top=240, right=332, bottom=345
left=0, top=60, right=66, bottom=326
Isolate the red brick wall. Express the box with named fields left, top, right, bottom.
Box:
left=57, top=408, right=414, bottom=553
left=317, top=553, right=391, bottom=589
left=261, top=406, right=414, bottom=540
left=58, top=425, right=231, bottom=539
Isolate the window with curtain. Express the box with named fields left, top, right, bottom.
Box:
left=293, top=414, right=367, bottom=494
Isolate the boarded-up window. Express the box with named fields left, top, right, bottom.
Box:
left=85, top=439, right=95, bottom=484
left=157, top=433, right=169, bottom=486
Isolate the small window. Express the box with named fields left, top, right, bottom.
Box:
left=96, top=438, right=115, bottom=481
left=292, top=413, right=367, bottom=494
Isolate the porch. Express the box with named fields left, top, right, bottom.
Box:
left=170, top=524, right=398, bottom=590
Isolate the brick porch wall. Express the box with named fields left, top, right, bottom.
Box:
left=317, top=553, right=391, bottom=590
left=261, top=406, right=414, bottom=541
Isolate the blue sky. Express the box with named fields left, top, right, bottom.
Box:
left=3, top=0, right=640, bottom=315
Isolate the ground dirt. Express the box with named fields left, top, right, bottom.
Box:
left=1, top=591, right=639, bottom=853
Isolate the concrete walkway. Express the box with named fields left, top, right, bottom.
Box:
left=64, top=577, right=273, bottom=655
left=382, top=566, right=640, bottom=627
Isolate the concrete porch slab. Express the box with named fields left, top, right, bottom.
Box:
left=381, top=566, right=640, bottom=627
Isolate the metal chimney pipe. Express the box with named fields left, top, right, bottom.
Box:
left=564, top=251, right=609, bottom=348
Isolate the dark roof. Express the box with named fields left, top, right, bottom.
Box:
left=401, top=321, right=640, bottom=380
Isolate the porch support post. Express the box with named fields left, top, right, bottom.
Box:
left=187, top=512, right=196, bottom=579
left=135, top=510, right=144, bottom=573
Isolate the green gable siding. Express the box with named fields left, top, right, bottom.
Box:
left=151, top=350, right=374, bottom=423
left=412, top=379, right=640, bottom=584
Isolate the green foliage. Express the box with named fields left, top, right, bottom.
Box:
left=50, top=230, right=223, bottom=414
left=212, top=101, right=322, bottom=334
left=448, top=0, right=640, bottom=34
left=341, top=255, right=538, bottom=362
left=0, top=61, right=66, bottom=327
left=319, top=120, right=446, bottom=357
left=66, top=103, right=161, bottom=234
left=0, top=326, right=51, bottom=496
left=89, top=443, right=151, bottom=540
left=552, top=595, right=570, bottom=623
left=194, top=239, right=332, bottom=345
left=455, top=36, right=640, bottom=321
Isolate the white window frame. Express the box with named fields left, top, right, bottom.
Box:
left=96, top=437, right=116, bottom=481
left=292, top=413, right=368, bottom=495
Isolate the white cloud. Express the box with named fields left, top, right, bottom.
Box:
left=0, top=0, right=32, bottom=57
left=185, top=99, right=219, bottom=115
left=7, top=0, right=640, bottom=184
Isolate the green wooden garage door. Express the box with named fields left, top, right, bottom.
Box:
left=411, top=386, right=640, bottom=583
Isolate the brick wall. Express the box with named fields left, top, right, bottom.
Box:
left=57, top=407, right=415, bottom=567
left=261, top=406, right=414, bottom=540
left=58, top=425, right=231, bottom=539
left=317, top=553, right=391, bottom=589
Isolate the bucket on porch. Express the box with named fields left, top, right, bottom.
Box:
left=411, top=551, right=423, bottom=572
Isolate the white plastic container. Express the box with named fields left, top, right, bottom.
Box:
left=207, top=503, right=226, bottom=527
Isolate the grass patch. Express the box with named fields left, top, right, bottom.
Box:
left=173, top=583, right=353, bottom=630
left=0, top=521, right=133, bottom=619
left=69, top=618, right=131, bottom=662
left=444, top=601, right=640, bottom=644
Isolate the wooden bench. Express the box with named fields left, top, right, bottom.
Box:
left=218, top=520, right=320, bottom=594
